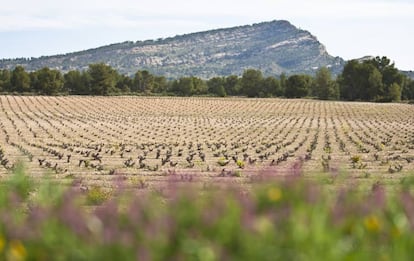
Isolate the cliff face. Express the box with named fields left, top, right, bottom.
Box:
left=0, top=20, right=344, bottom=78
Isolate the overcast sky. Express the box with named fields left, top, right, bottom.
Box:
left=1, top=0, right=413, bottom=70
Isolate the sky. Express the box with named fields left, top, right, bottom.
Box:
left=0, top=0, right=413, bottom=70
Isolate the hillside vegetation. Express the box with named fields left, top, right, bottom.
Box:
left=0, top=56, right=413, bottom=101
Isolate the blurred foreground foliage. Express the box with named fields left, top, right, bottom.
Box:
left=1, top=163, right=414, bottom=260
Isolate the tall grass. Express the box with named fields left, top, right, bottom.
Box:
left=0, top=162, right=414, bottom=260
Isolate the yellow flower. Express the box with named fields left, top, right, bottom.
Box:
left=7, top=240, right=27, bottom=261
left=364, top=215, right=381, bottom=233
left=267, top=187, right=282, bottom=202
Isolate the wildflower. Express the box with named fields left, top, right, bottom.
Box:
left=267, top=187, right=282, bottom=202
left=364, top=215, right=381, bottom=233
left=7, top=240, right=27, bottom=261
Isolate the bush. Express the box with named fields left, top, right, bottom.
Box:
left=217, top=157, right=229, bottom=166
left=236, top=160, right=245, bottom=169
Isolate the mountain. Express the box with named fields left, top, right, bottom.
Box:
left=0, top=20, right=345, bottom=78
left=402, top=71, right=414, bottom=80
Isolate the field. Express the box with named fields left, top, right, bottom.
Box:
left=0, top=96, right=413, bottom=188
left=1, top=96, right=414, bottom=260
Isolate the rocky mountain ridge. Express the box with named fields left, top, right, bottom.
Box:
left=0, top=20, right=345, bottom=78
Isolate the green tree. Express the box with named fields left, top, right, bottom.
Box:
left=64, top=70, right=91, bottom=95
left=388, top=83, right=401, bottom=102
left=340, top=56, right=406, bottom=102
left=88, top=63, right=118, bottom=95
left=279, top=73, right=287, bottom=96
left=402, top=78, right=414, bottom=100
left=172, top=77, right=194, bottom=96
left=191, top=77, right=207, bottom=95
left=262, top=77, right=281, bottom=97
left=116, top=74, right=132, bottom=93
left=241, top=69, right=263, bottom=97
left=207, top=77, right=226, bottom=97
left=314, top=67, right=339, bottom=100
left=367, top=68, right=383, bottom=101
left=224, top=75, right=240, bottom=96
left=338, top=60, right=358, bottom=100
left=367, top=56, right=403, bottom=89
left=133, top=70, right=154, bottom=93
left=30, top=71, right=39, bottom=92
left=153, top=76, right=168, bottom=93
left=0, top=69, right=11, bottom=92
left=285, top=74, right=312, bottom=98
left=339, top=60, right=381, bottom=101
left=11, top=66, right=30, bottom=93
left=34, top=67, right=64, bottom=95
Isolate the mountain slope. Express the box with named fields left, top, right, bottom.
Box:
left=402, top=70, right=414, bottom=79
left=0, top=20, right=344, bottom=78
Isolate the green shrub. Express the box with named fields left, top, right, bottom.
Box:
left=236, top=160, right=245, bottom=169
left=217, top=157, right=229, bottom=166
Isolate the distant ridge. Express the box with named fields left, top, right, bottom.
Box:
left=0, top=20, right=345, bottom=78
left=402, top=70, right=414, bottom=79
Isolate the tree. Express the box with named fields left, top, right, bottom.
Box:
left=279, top=73, right=287, bottom=97
left=11, top=66, right=30, bottom=93
left=64, top=70, right=91, bottom=95
left=339, top=56, right=407, bottom=102
left=88, top=63, right=118, bottom=95
left=367, top=56, right=403, bottom=89
left=314, top=67, right=339, bottom=100
left=339, top=60, right=382, bottom=101
left=285, top=74, right=312, bottom=98
left=367, top=68, right=383, bottom=101
left=171, top=77, right=194, bottom=96
left=402, top=78, right=414, bottom=100
left=241, top=69, right=263, bottom=97
left=30, top=71, right=39, bottom=92
left=191, top=77, right=208, bottom=95
left=354, top=64, right=380, bottom=101
left=34, top=67, right=64, bottom=95
left=339, top=60, right=359, bottom=100
left=153, top=76, right=168, bottom=93
left=262, top=77, right=281, bottom=97
left=0, top=69, right=11, bottom=92
left=116, top=74, right=132, bottom=93
left=388, top=83, right=401, bottom=102
left=207, top=77, right=226, bottom=97
left=224, top=75, right=240, bottom=96
left=133, top=70, right=154, bottom=93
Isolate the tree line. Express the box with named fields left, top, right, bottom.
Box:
left=0, top=56, right=413, bottom=102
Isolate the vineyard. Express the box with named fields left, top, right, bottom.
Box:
left=0, top=96, right=413, bottom=188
